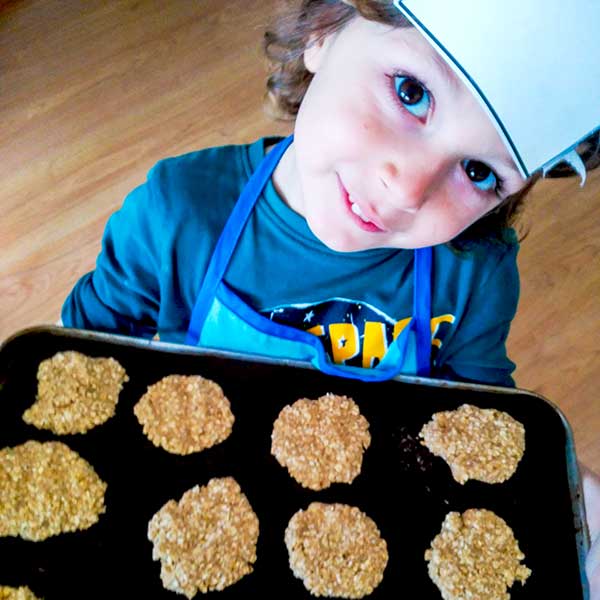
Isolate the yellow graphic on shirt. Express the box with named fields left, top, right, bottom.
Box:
left=319, top=315, right=455, bottom=366
left=264, top=298, right=455, bottom=368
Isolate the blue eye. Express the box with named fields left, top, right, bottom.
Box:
left=394, top=75, right=430, bottom=119
left=462, top=159, right=499, bottom=192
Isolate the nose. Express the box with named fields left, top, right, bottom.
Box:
left=377, top=151, right=443, bottom=213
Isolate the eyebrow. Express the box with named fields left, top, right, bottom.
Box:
left=496, top=154, right=524, bottom=177
left=481, top=140, right=526, bottom=180
left=424, top=48, right=461, bottom=93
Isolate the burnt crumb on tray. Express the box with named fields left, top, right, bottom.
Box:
left=392, top=425, right=434, bottom=473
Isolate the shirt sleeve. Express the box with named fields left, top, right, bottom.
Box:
left=61, top=176, right=163, bottom=339
left=434, top=243, right=520, bottom=387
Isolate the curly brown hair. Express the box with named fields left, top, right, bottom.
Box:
left=264, top=1, right=406, bottom=118
left=263, top=0, right=596, bottom=250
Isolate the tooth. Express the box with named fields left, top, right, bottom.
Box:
left=351, top=202, right=371, bottom=223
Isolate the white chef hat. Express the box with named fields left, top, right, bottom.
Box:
left=393, top=0, right=600, bottom=185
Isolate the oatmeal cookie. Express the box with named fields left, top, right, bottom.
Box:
left=271, top=393, right=371, bottom=490
left=148, top=477, right=259, bottom=597
left=0, top=441, right=106, bottom=541
left=420, top=404, right=525, bottom=484
left=22, top=351, right=128, bottom=434
left=0, top=587, right=41, bottom=600
left=285, top=502, right=388, bottom=598
left=425, top=509, right=531, bottom=600
left=134, top=374, right=234, bottom=455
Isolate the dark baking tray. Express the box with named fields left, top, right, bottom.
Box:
left=0, top=326, right=588, bottom=599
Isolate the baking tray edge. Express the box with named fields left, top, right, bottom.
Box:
left=1, top=325, right=592, bottom=597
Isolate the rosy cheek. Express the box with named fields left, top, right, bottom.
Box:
left=427, top=189, right=476, bottom=241
left=390, top=107, right=424, bottom=137
left=354, top=114, right=391, bottom=147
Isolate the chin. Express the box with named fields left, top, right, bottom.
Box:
left=317, top=235, right=359, bottom=253
left=327, top=241, right=365, bottom=253
left=308, top=223, right=360, bottom=252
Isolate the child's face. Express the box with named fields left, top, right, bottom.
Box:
left=273, top=16, right=528, bottom=251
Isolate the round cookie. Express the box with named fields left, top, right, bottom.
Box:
left=134, top=374, right=234, bottom=455
left=22, top=350, right=128, bottom=434
left=271, top=393, right=371, bottom=490
left=420, top=403, right=525, bottom=484
left=425, top=509, right=531, bottom=600
left=148, top=477, right=259, bottom=597
left=0, top=587, right=41, bottom=600
left=285, top=502, right=388, bottom=599
left=0, top=441, right=106, bottom=541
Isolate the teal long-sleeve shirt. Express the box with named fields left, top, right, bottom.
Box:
left=62, top=137, right=520, bottom=386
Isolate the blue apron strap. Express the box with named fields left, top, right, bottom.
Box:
left=413, top=246, right=433, bottom=376
left=186, top=135, right=294, bottom=345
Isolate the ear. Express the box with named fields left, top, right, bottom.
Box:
left=303, top=33, right=333, bottom=74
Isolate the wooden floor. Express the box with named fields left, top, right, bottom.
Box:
left=1, top=0, right=599, bottom=473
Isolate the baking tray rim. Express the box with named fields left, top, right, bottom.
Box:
left=0, top=325, right=592, bottom=597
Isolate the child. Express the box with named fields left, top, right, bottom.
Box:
left=61, top=0, right=600, bottom=591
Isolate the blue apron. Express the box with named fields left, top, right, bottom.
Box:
left=185, top=136, right=432, bottom=381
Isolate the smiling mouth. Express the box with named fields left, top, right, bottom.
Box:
left=337, top=175, right=385, bottom=233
